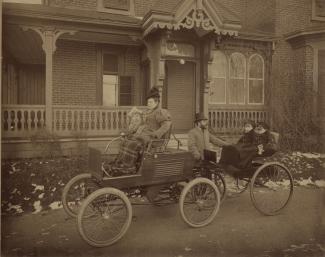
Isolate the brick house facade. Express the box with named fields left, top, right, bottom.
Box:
left=2, top=0, right=325, bottom=158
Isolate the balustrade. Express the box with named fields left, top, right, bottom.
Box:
left=2, top=105, right=46, bottom=138
left=208, top=107, right=268, bottom=134
left=2, top=105, right=268, bottom=138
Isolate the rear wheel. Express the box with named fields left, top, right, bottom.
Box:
left=62, top=173, right=99, bottom=218
left=77, top=187, right=132, bottom=247
left=179, top=178, right=220, bottom=228
left=250, top=162, right=293, bottom=216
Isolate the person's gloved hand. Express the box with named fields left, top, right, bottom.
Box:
left=257, top=144, right=264, bottom=155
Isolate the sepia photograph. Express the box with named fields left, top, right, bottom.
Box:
left=1, top=0, right=325, bottom=256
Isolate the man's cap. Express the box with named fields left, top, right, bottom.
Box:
left=195, top=112, right=208, bottom=122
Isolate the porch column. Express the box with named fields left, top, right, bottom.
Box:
left=204, top=37, right=214, bottom=117
left=21, top=26, right=76, bottom=132
left=157, top=59, right=165, bottom=106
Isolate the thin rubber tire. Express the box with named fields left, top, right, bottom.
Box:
left=62, top=173, right=98, bottom=218
left=179, top=177, right=220, bottom=228
left=250, top=162, right=294, bottom=216
left=77, top=187, right=132, bottom=247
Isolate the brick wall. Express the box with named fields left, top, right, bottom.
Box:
left=275, top=0, right=324, bottom=35
left=53, top=40, right=142, bottom=106
left=215, top=0, right=275, bottom=33
left=48, top=0, right=97, bottom=10
left=47, top=0, right=158, bottom=16
left=134, top=0, right=157, bottom=17
left=270, top=0, right=321, bottom=147
left=53, top=40, right=97, bottom=105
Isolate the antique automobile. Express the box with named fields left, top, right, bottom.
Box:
left=62, top=131, right=293, bottom=247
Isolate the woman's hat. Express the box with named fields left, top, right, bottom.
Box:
left=146, top=87, right=160, bottom=100
left=195, top=112, right=208, bottom=122
left=243, top=119, right=256, bottom=128
left=256, top=121, right=269, bottom=130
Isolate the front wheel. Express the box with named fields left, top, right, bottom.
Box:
left=250, top=162, right=294, bottom=216
left=62, top=173, right=99, bottom=218
left=179, top=178, right=220, bottom=228
left=77, top=187, right=132, bottom=247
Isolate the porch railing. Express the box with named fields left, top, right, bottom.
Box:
left=52, top=105, right=146, bottom=137
left=1, top=105, right=146, bottom=138
left=209, top=107, right=268, bottom=134
left=2, top=105, right=46, bottom=138
left=2, top=105, right=269, bottom=139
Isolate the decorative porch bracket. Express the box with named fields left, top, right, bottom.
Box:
left=21, top=26, right=76, bottom=132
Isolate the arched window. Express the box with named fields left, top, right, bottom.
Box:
left=229, top=52, right=246, bottom=104
left=248, top=54, right=264, bottom=104
left=209, top=51, right=227, bottom=104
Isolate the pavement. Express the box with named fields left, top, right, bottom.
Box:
left=1, top=187, right=325, bottom=257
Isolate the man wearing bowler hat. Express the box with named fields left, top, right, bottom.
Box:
left=188, top=112, right=229, bottom=161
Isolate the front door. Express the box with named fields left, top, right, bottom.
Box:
left=165, top=60, right=195, bottom=132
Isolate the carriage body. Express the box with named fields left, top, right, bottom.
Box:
left=88, top=146, right=195, bottom=190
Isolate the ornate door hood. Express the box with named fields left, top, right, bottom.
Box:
left=142, top=0, right=241, bottom=37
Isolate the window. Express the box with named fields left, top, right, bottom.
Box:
left=102, top=53, right=133, bottom=106
left=312, top=0, right=325, bottom=21
left=229, top=53, right=246, bottom=104
left=97, top=0, right=135, bottom=15
left=209, top=50, right=265, bottom=105
left=248, top=54, right=264, bottom=104
left=209, top=51, right=227, bottom=104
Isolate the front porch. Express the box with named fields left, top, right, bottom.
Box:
left=1, top=2, right=272, bottom=158
left=1, top=104, right=268, bottom=158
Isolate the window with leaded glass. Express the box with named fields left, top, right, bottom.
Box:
left=229, top=52, right=246, bottom=104
left=248, top=54, right=264, bottom=104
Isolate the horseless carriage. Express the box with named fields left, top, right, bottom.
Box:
left=62, top=131, right=294, bottom=247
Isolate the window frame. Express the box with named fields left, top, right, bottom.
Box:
left=247, top=54, right=265, bottom=105
left=312, top=0, right=325, bottom=21
left=97, top=0, right=135, bottom=16
left=101, top=51, right=134, bottom=107
left=228, top=52, right=246, bottom=105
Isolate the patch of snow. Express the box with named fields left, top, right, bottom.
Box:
left=38, top=193, right=45, bottom=199
left=11, top=188, right=18, bottom=194
left=315, top=180, right=325, bottom=188
left=302, top=153, right=321, bottom=159
left=23, top=197, right=30, bottom=200
left=6, top=203, right=23, bottom=214
left=49, top=201, right=62, bottom=210
left=184, top=247, right=192, bottom=252
left=292, top=152, right=303, bottom=157
left=297, top=177, right=314, bottom=186
left=30, top=173, right=35, bottom=177
left=32, top=201, right=42, bottom=214
left=32, top=184, right=44, bottom=193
